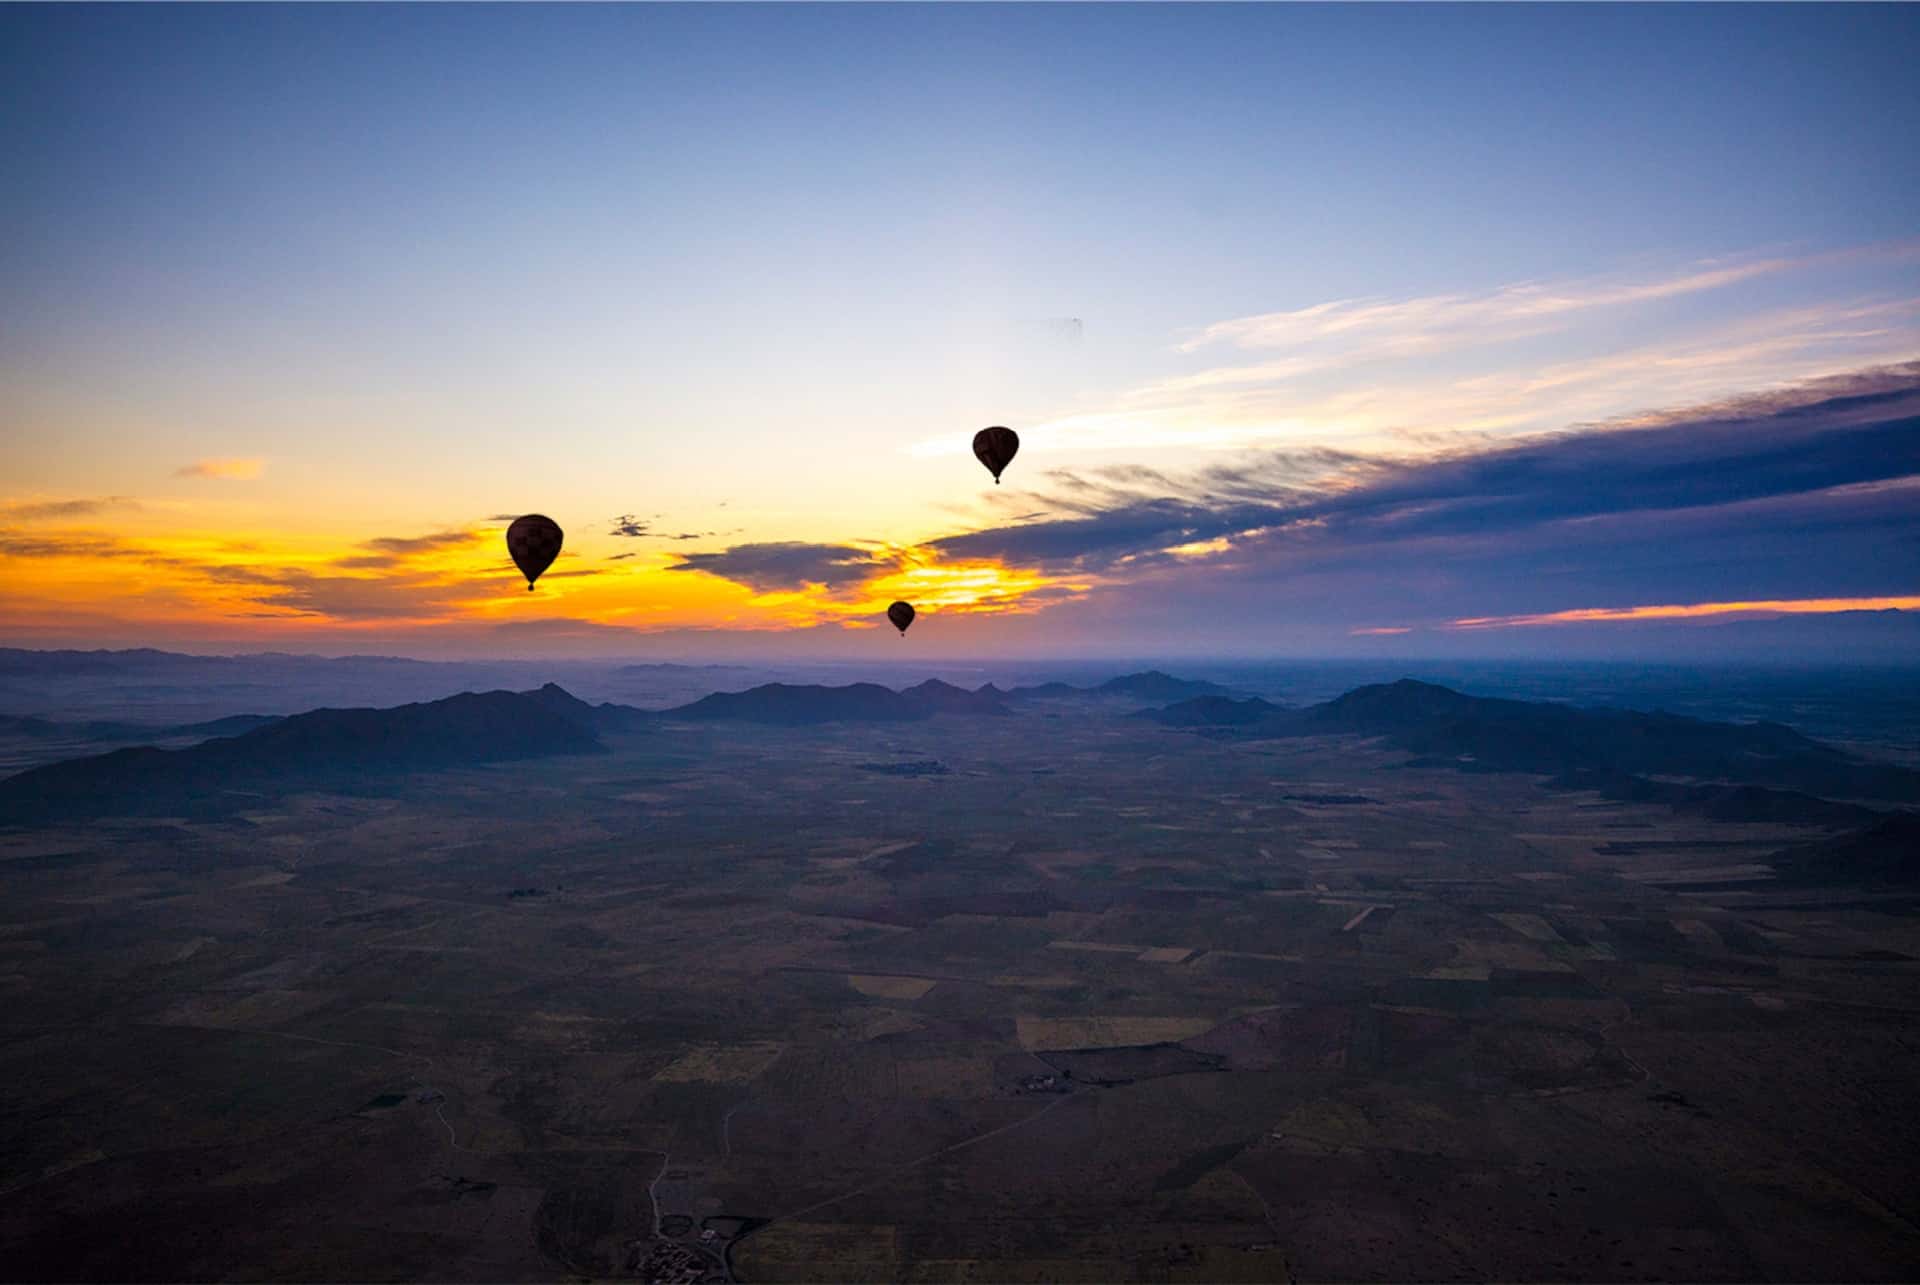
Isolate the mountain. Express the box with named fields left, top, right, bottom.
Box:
left=1549, top=771, right=1884, bottom=826
left=523, top=681, right=651, bottom=732
left=666, top=680, right=1008, bottom=725
left=1001, top=671, right=1234, bottom=702
left=1771, top=815, right=1920, bottom=885
left=0, top=646, right=442, bottom=677
left=0, top=687, right=610, bottom=822
left=1140, top=695, right=1292, bottom=728
left=0, top=711, right=280, bottom=742
left=901, top=679, right=1010, bottom=716
left=1307, top=679, right=1920, bottom=800
left=1003, top=681, right=1082, bottom=699
left=1144, top=678, right=1920, bottom=804
left=1093, top=671, right=1233, bottom=702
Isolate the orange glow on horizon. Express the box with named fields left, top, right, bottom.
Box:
left=1449, top=596, right=1920, bottom=629
left=0, top=517, right=1079, bottom=642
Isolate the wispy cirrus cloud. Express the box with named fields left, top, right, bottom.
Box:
left=1174, top=256, right=1798, bottom=355
left=909, top=242, right=1920, bottom=461
left=176, top=457, right=265, bottom=480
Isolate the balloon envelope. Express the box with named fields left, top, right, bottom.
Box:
left=506, top=514, right=564, bottom=590
left=887, top=601, right=916, bottom=635
left=972, top=426, right=1019, bottom=483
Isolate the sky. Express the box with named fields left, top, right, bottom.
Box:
left=2, top=3, right=1917, bottom=660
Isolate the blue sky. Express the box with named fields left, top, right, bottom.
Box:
left=1, top=4, right=1916, bottom=656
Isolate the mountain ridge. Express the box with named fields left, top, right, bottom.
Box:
left=1144, top=678, right=1920, bottom=802
left=0, top=686, right=611, bottom=822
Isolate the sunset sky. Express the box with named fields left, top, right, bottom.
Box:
left=3, top=4, right=1916, bottom=659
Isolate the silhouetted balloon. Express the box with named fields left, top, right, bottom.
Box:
left=972, top=426, right=1019, bottom=484
left=506, top=514, right=563, bottom=590
left=887, top=601, right=915, bottom=636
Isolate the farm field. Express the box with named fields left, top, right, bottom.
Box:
left=2, top=705, right=1917, bottom=1281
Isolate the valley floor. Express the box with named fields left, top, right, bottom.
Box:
left=2, top=710, right=1916, bottom=1281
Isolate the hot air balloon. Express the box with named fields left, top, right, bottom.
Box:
left=972, top=426, right=1019, bottom=484
left=887, top=601, right=916, bottom=636
left=506, top=514, right=563, bottom=591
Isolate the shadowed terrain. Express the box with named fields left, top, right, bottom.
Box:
left=0, top=663, right=1916, bottom=1282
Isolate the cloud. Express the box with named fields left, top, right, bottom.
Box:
left=907, top=242, right=1920, bottom=461
left=198, top=561, right=492, bottom=621
left=605, top=514, right=712, bottom=541
left=486, top=616, right=643, bottom=640
left=1175, top=256, right=1799, bottom=355
left=0, top=530, right=146, bottom=560
left=332, top=528, right=485, bottom=570
left=176, top=457, right=265, bottom=480
left=929, top=366, right=1920, bottom=575
left=0, top=496, right=139, bottom=521
left=670, top=541, right=902, bottom=593
left=1450, top=596, right=1920, bottom=630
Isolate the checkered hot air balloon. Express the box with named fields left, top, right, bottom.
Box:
left=972, top=425, right=1019, bottom=484
left=506, top=514, right=564, bottom=590
left=887, top=601, right=915, bottom=636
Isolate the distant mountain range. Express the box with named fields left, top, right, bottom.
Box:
left=665, top=679, right=1009, bottom=724
left=1547, top=771, right=1884, bottom=827
left=656, top=671, right=1227, bottom=724
left=7, top=673, right=1917, bottom=829
left=1771, top=814, right=1920, bottom=885
left=0, top=672, right=1222, bottom=817
left=991, top=671, right=1234, bottom=703
left=0, top=685, right=612, bottom=822
left=0, top=712, right=280, bottom=742
left=0, top=647, right=440, bottom=676
left=1142, top=678, right=1920, bottom=803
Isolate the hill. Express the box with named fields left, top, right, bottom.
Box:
left=523, top=681, right=652, bottom=732
left=1003, top=671, right=1233, bottom=702
left=667, top=679, right=1008, bottom=725
left=0, top=711, right=281, bottom=742
left=1550, top=771, right=1884, bottom=826
left=1771, top=814, right=1920, bottom=885
left=1145, top=678, right=1920, bottom=803
left=1138, top=695, right=1292, bottom=728
left=0, top=686, right=611, bottom=822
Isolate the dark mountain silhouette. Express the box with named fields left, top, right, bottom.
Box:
left=1093, top=671, right=1233, bottom=701
left=0, top=687, right=611, bottom=822
left=1003, top=681, right=1081, bottom=699
left=523, top=681, right=651, bottom=732
left=667, top=680, right=1008, bottom=725
left=999, top=671, right=1233, bottom=702
left=0, top=711, right=280, bottom=742
left=0, top=647, right=199, bottom=677
left=1771, top=814, right=1920, bottom=885
left=1550, top=771, right=1883, bottom=826
left=0, top=646, right=440, bottom=676
left=1138, top=695, right=1290, bottom=728
left=1145, top=678, right=1920, bottom=803
left=902, top=679, right=1011, bottom=716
